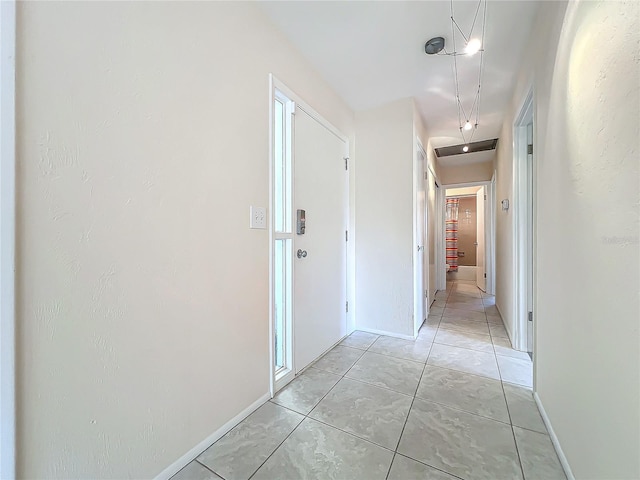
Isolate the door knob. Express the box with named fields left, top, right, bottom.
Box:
left=297, top=249, right=308, bottom=259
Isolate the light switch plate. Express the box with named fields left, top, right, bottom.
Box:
left=250, top=206, right=267, bottom=229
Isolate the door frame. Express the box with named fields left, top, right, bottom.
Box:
left=441, top=180, right=495, bottom=295
left=268, top=75, right=351, bottom=396
left=413, top=141, right=427, bottom=336
left=425, top=164, right=440, bottom=306
left=0, top=2, right=16, bottom=478
left=436, top=181, right=447, bottom=291
left=513, top=88, right=535, bottom=354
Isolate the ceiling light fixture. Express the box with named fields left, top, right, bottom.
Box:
left=463, top=145, right=469, bottom=153
left=423, top=0, right=487, bottom=146
left=424, top=37, right=445, bottom=55
left=465, top=38, right=482, bottom=56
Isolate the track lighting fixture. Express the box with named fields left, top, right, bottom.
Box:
left=425, top=0, right=487, bottom=147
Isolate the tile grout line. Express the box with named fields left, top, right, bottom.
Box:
left=273, top=400, right=399, bottom=454
left=385, top=341, right=431, bottom=478
left=252, top=342, right=371, bottom=479
left=194, top=459, right=227, bottom=480
left=393, top=453, right=467, bottom=480
left=493, top=328, right=532, bottom=479
left=243, top=282, right=524, bottom=480
left=387, top=310, right=442, bottom=478
left=249, top=341, right=374, bottom=479
left=245, top=416, right=305, bottom=480
left=342, top=372, right=422, bottom=398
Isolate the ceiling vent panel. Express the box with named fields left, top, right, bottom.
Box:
left=435, top=138, right=498, bottom=157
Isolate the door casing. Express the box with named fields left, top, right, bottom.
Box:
left=513, top=88, right=536, bottom=359
left=268, top=75, right=351, bottom=396
left=441, top=180, right=496, bottom=297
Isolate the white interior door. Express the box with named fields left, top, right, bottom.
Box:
left=414, top=148, right=426, bottom=333
left=526, top=122, right=534, bottom=354
left=476, top=186, right=486, bottom=291
left=427, top=170, right=437, bottom=305
left=294, top=108, right=348, bottom=374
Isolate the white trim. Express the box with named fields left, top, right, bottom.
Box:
left=533, top=392, right=575, bottom=480
left=154, top=393, right=270, bottom=480
left=512, top=89, right=534, bottom=353
left=443, top=180, right=488, bottom=189
left=0, top=2, right=16, bottom=479
left=271, top=78, right=348, bottom=144
left=355, top=327, right=416, bottom=341
left=268, top=76, right=275, bottom=398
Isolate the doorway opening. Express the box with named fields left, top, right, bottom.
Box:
left=269, top=76, right=350, bottom=395
left=441, top=181, right=495, bottom=295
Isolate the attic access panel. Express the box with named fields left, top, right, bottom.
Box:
left=435, top=138, right=498, bottom=157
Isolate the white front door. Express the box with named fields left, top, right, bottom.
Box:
left=293, top=107, right=348, bottom=374
left=476, top=186, right=486, bottom=291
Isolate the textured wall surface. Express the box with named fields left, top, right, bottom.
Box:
left=16, top=2, right=353, bottom=478
left=439, top=160, right=493, bottom=185
left=355, top=99, right=415, bottom=336
left=495, top=1, right=640, bottom=477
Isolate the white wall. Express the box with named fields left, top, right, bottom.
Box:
left=446, top=186, right=481, bottom=197
left=355, top=98, right=414, bottom=337
left=439, top=160, right=493, bottom=185
left=495, top=1, right=640, bottom=477
left=15, top=2, right=354, bottom=478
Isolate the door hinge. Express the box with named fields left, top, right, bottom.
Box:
left=527, top=144, right=533, bottom=155
left=344, top=157, right=349, bottom=170
left=424, top=171, right=428, bottom=180
left=484, top=273, right=487, bottom=278
left=528, top=311, right=533, bottom=322
left=345, top=230, right=349, bottom=242
left=346, top=301, right=349, bottom=313
left=484, top=194, right=487, bottom=200
left=425, top=290, right=428, bottom=298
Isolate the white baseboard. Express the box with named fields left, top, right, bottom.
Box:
left=533, top=392, right=575, bottom=480
left=355, top=326, right=416, bottom=341
left=494, top=302, right=515, bottom=343
left=155, top=392, right=271, bottom=480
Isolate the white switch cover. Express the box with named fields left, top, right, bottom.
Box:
left=250, top=206, right=267, bottom=229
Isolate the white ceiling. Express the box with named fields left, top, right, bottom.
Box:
left=259, top=0, right=539, bottom=161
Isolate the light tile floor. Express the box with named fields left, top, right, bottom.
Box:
left=173, top=280, right=566, bottom=480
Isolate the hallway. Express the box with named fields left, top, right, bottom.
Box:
left=172, top=281, right=564, bottom=480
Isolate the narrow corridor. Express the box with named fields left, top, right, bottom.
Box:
left=173, top=281, right=565, bottom=480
